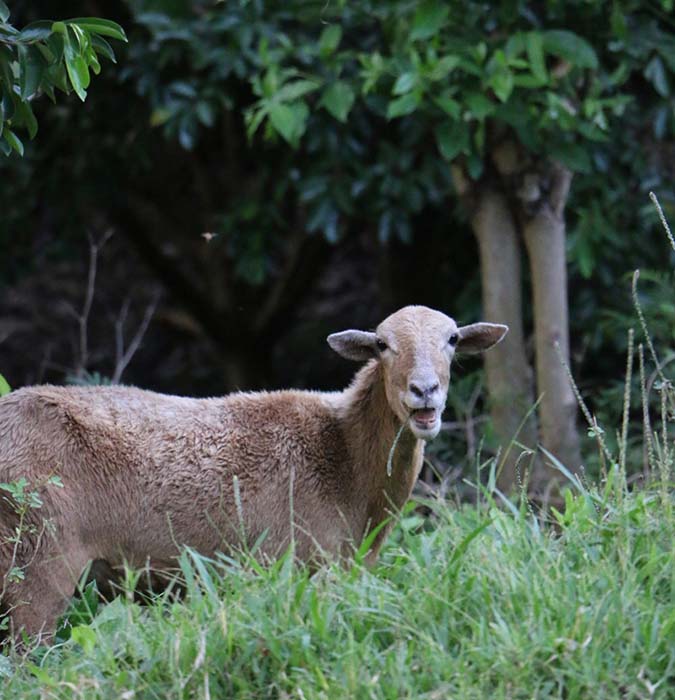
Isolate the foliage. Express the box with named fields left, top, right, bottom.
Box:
left=251, top=4, right=625, bottom=172
left=124, top=0, right=675, bottom=246
left=121, top=0, right=451, bottom=249
left=2, top=0, right=673, bottom=282
left=0, top=2, right=126, bottom=155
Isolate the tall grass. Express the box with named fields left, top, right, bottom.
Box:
left=1, top=482, right=673, bottom=699
left=1, top=195, right=675, bottom=698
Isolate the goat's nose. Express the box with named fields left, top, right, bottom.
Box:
left=409, top=381, right=440, bottom=399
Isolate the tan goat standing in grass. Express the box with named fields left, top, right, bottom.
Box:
left=0, top=305, right=507, bottom=640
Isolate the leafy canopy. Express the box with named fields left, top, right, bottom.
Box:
left=246, top=0, right=669, bottom=177
left=127, top=0, right=674, bottom=249
left=0, top=1, right=126, bottom=155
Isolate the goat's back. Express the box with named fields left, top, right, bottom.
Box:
left=0, top=385, right=354, bottom=565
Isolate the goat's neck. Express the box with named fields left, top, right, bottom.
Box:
left=342, top=360, right=424, bottom=542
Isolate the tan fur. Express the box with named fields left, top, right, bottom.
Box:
left=0, top=306, right=506, bottom=639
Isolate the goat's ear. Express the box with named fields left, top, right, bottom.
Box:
left=456, top=323, right=508, bottom=354
left=327, top=330, right=379, bottom=361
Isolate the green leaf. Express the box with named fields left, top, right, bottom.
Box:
left=18, top=44, right=46, bottom=100
left=513, top=74, right=547, bottom=88
left=170, top=81, right=196, bottom=98
left=45, top=33, right=64, bottom=63
left=505, top=33, right=526, bottom=59
left=178, top=118, right=196, bottom=150
left=68, top=23, right=87, bottom=51
left=354, top=517, right=391, bottom=564
left=392, top=72, right=417, bottom=95
left=434, top=93, right=460, bottom=119
left=0, top=374, right=10, bottom=396
left=428, top=54, right=460, bottom=81
left=268, top=101, right=308, bottom=147
left=184, top=549, right=219, bottom=603
left=464, top=92, right=494, bottom=119
left=447, top=519, right=493, bottom=568
left=543, top=30, right=598, bottom=70
left=467, top=153, right=483, bottom=179
left=45, top=62, right=69, bottom=95
left=69, top=54, right=90, bottom=99
left=435, top=121, right=469, bottom=161
left=320, top=81, right=355, bottom=123
left=525, top=32, right=547, bottom=83
left=0, top=1, right=9, bottom=22
left=386, top=92, right=420, bottom=119
left=1, top=91, right=14, bottom=126
left=86, top=45, right=101, bottom=75
left=0, top=47, right=15, bottom=112
left=644, top=56, right=669, bottom=98
left=411, top=0, right=449, bottom=41
left=3, top=128, right=23, bottom=156
left=659, top=43, right=675, bottom=73
left=274, top=79, right=319, bottom=103
left=318, top=25, right=342, bottom=56
left=610, top=4, right=628, bottom=39
left=91, top=34, right=116, bottom=63
left=244, top=104, right=267, bottom=140
left=70, top=625, right=97, bottom=654
left=25, top=664, right=56, bottom=687
left=489, top=69, right=514, bottom=102
left=195, top=101, right=215, bottom=127
left=65, top=18, right=127, bottom=43
left=15, top=99, right=38, bottom=139
left=63, top=29, right=89, bottom=101
left=19, top=21, right=52, bottom=42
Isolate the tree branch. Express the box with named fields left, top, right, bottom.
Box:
left=74, top=229, right=113, bottom=379
left=112, top=292, right=160, bottom=384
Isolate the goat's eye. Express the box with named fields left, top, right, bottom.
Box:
left=448, top=333, right=459, bottom=346
left=376, top=339, right=388, bottom=352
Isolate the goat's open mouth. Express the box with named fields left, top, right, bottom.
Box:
left=410, top=408, right=438, bottom=429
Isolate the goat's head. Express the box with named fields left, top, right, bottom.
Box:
left=328, top=306, right=508, bottom=440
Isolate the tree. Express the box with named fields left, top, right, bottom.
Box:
left=0, top=1, right=126, bottom=155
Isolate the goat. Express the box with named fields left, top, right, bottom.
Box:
left=0, top=305, right=507, bottom=639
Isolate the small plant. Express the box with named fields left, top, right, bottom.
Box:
left=0, top=473, right=64, bottom=632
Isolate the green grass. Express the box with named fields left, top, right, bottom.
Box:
left=1, top=472, right=674, bottom=699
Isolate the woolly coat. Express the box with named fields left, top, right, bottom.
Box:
left=0, top=360, right=423, bottom=636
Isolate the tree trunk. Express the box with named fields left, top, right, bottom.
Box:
left=470, top=187, right=539, bottom=491
left=521, top=165, right=581, bottom=489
